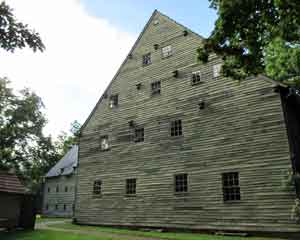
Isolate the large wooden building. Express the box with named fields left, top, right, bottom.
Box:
left=43, top=145, right=78, bottom=217
left=74, top=11, right=300, bottom=234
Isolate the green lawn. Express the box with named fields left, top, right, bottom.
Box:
left=0, top=230, right=114, bottom=240
left=49, top=222, right=284, bottom=240
left=35, top=216, right=69, bottom=223
left=0, top=220, right=286, bottom=240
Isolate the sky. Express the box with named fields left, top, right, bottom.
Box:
left=0, top=0, right=217, bottom=138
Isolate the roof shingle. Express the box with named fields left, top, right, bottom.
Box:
left=46, top=145, right=78, bottom=178
left=0, top=170, right=26, bottom=194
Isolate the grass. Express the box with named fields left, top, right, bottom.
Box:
left=1, top=218, right=285, bottom=240
left=50, top=222, right=285, bottom=240
left=35, top=215, right=68, bottom=223
left=0, top=230, right=114, bottom=240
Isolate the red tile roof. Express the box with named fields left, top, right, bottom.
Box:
left=0, top=170, right=26, bottom=194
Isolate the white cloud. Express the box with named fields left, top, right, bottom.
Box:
left=0, top=0, right=136, bottom=137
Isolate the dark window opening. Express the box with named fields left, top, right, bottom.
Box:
left=48, top=187, right=50, bottom=193
left=93, top=180, right=102, bottom=195
left=222, top=172, right=241, bottom=202
left=134, top=128, right=144, bottom=143
left=151, top=81, right=161, bottom=96
left=171, top=120, right=182, bottom=137
left=142, top=53, right=151, bottom=66
left=65, top=186, right=68, bottom=192
left=191, top=71, right=201, bottom=85
left=126, top=178, right=136, bottom=195
left=175, top=174, right=188, bottom=193
left=56, top=185, right=59, bottom=193
left=136, top=83, right=142, bottom=90
left=55, top=204, right=58, bottom=210
left=109, top=94, right=118, bottom=108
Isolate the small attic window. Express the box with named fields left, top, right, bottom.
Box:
left=151, top=81, right=161, bottom=96
left=191, top=71, right=201, bottom=85
left=153, top=20, right=159, bottom=26
left=142, top=53, right=151, bottom=66
left=162, top=45, right=173, bottom=58
left=109, top=94, right=118, bottom=109
left=136, top=83, right=142, bottom=90
left=100, top=135, right=109, bottom=151
left=213, top=64, right=222, bottom=78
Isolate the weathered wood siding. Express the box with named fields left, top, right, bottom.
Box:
left=0, top=193, right=22, bottom=227
left=43, top=175, right=76, bottom=217
left=75, top=11, right=299, bottom=233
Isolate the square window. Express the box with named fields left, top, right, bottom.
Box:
left=126, top=178, right=136, bottom=195
left=213, top=64, right=222, bottom=78
left=93, top=180, right=102, bottom=195
left=222, top=172, right=241, bottom=202
left=171, top=120, right=182, bottom=137
left=162, top=45, right=172, bottom=58
left=142, top=53, right=151, bottom=66
left=100, top=136, right=109, bottom=151
left=191, top=71, right=201, bottom=85
left=151, top=81, right=161, bottom=96
left=175, top=174, right=188, bottom=193
left=134, top=128, right=144, bottom=143
left=109, top=94, right=118, bottom=109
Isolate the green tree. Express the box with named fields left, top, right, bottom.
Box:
left=0, top=78, right=81, bottom=191
left=53, top=120, right=81, bottom=158
left=0, top=1, right=45, bottom=52
left=198, top=0, right=300, bottom=86
left=0, top=78, right=57, bottom=190
left=0, top=77, right=47, bottom=172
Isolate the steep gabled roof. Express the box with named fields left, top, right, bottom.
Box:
left=0, top=170, right=26, bottom=194
left=46, top=145, right=78, bottom=178
left=80, top=10, right=205, bottom=133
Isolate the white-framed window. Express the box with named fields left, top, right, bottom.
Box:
left=213, top=63, right=222, bottom=78
left=134, top=128, right=144, bottom=143
left=161, top=45, right=172, bottom=58
left=100, top=135, right=109, bottom=151
left=191, top=71, right=201, bottom=85
left=171, top=119, right=183, bottom=137
left=151, top=81, right=161, bottom=96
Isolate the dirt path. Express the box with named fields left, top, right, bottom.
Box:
left=37, top=221, right=164, bottom=240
